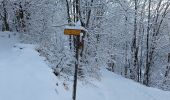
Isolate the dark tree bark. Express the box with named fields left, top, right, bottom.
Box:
left=1, top=0, right=9, bottom=31
left=165, top=53, right=170, bottom=77
left=131, top=0, right=139, bottom=82
left=143, top=0, right=151, bottom=86
left=65, top=0, right=72, bottom=50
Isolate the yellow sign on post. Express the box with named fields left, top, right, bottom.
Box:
left=64, top=29, right=81, bottom=36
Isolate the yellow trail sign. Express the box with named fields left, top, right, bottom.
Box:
left=64, top=29, right=81, bottom=36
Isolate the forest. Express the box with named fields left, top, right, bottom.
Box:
left=0, top=0, right=170, bottom=100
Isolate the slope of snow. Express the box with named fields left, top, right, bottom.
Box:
left=0, top=32, right=58, bottom=100
left=77, top=69, right=170, bottom=100
left=0, top=32, right=170, bottom=100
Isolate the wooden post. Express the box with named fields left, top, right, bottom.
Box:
left=72, top=1, right=80, bottom=100
left=72, top=35, right=79, bottom=100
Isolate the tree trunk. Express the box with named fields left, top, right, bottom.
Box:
left=143, top=0, right=151, bottom=86
left=131, top=0, right=139, bottom=82
left=2, top=0, right=9, bottom=31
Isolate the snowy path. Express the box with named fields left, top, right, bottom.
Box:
left=0, top=32, right=58, bottom=100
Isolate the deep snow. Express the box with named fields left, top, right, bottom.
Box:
left=0, top=32, right=170, bottom=100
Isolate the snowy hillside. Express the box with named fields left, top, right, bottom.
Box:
left=0, top=32, right=170, bottom=100
left=0, top=32, right=58, bottom=100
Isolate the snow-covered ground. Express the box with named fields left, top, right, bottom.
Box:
left=0, top=32, right=58, bottom=100
left=0, top=32, right=170, bottom=100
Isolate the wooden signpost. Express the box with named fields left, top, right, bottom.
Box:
left=64, top=23, right=86, bottom=100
